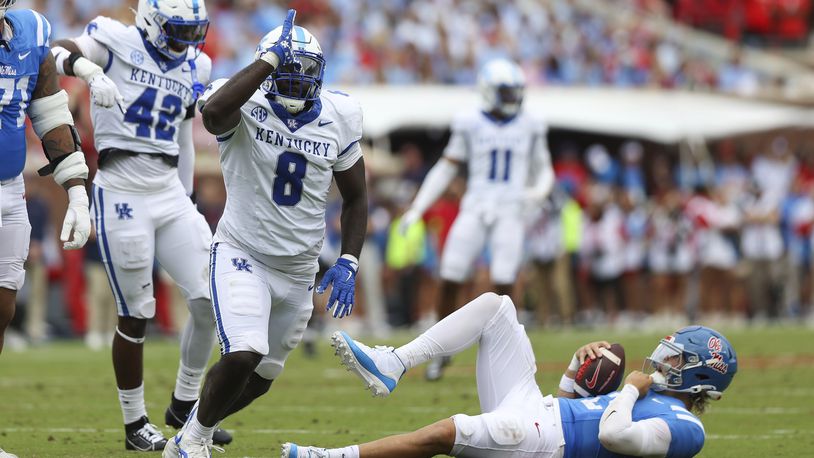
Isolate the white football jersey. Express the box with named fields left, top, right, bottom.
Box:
left=444, top=109, right=548, bottom=213
left=77, top=16, right=211, bottom=192
left=200, top=81, right=363, bottom=272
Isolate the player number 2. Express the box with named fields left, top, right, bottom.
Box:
left=488, top=148, right=512, bottom=181
left=273, top=151, right=308, bottom=206
left=124, top=88, right=183, bottom=140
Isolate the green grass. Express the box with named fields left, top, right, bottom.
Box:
left=1, top=326, right=813, bottom=457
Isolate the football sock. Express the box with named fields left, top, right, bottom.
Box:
left=395, top=292, right=502, bottom=370
left=118, top=384, right=148, bottom=426
left=185, top=413, right=215, bottom=442
left=173, top=362, right=204, bottom=403
left=178, top=297, right=217, bottom=380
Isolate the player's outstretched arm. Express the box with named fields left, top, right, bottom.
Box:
left=399, top=156, right=461, bottom=234
left=51, top=38, right=123, bottom=110
left=202, top=9, right=299, bottom=135
left=28, top=53, right=91, bottom=250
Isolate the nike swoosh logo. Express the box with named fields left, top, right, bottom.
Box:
left=308, top=284, right=314, bottom=291
left=18, top=51, right=31, bottom=60
left=345, top=272, right=352, bottom=281
left=534, top=422, right=541, bottom=437
left=318, top=120, right=333, bottom=127
left=585, top=360, right=602, bottom=389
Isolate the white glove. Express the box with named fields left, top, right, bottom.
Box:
left=74, top=57, right=124, bottom=110
left=88, top=72, right=124, bottom=110
left=398, top=208, right=422, bottom=236
left=61, top=186, right=91, bottom=250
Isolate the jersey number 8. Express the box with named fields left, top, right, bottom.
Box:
left=124, top=88, right=183, bottom=140
left=273, top=151, right=308, bottom=206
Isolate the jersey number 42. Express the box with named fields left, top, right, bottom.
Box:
left=124, top=88, right=183, bottom=140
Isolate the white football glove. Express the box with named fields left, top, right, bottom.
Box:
left=73, top=56, right=124, bottom=111
left=61, top=186, right=90, bottom=250
left=88, top=72, right=124, bottom=110
left=398, top=208, right=421, bottom=236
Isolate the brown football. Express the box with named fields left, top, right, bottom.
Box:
left=574, top=343, right=625, bottom=397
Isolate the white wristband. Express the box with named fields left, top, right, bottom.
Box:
left=72, top=56, right=103, bottom=82
left=258, top=52, right=280, bottom=68
left=559, top=374, right=575, bottom=393
left=340, top=254, right=359, bottom=272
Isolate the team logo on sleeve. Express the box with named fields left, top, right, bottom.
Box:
left=250, top=106, right=268, bottom=122
left=130, top=50, right=145, bottom=66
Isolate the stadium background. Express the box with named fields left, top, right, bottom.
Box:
left=2, top=0, right=814, bottom=456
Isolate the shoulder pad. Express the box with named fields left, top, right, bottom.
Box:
left=8, top=9, right=51, bottom=48
left=84, top=16, right=132, bottom=47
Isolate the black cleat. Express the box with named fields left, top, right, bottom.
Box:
left=165, top=397, right=233, bottom=446
left=124, top=417, right=168, bottom=451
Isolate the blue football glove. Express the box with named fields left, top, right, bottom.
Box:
left=260, top=9, right=301, bottom=71
left=317, top=256, right=358, bottom=319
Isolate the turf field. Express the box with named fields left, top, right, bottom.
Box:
left=1, top=325, right=812, bottom=457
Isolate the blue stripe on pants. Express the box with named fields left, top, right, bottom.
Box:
left=209, top=242, right=230, bottom=353
left=92, top=184, right=129, bottom=316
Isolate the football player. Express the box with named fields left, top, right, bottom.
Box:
left=399, top=58, right=554, bottom=381
left=49, top=0, right=231, bottom=451
left=0, top=1, right=91, bottom=456
left=163, top=9, right=368, bottom=458
left=284, top=293, right=737, bottom=457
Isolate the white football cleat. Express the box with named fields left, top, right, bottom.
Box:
left=164, top=432, right=222, bottom=458
left=330, top=331, right=405, bottom=397
left=281, top=443, right=328, bottom=457
left=0, top=448, right=18, bottom=458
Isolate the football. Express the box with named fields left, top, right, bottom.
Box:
left=574, top=343, right=626, bottom=398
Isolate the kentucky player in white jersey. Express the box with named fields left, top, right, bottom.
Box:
left=399, top=58, right=554, bottom=380
left=50, top=0, right=232, bottom=451
left=285, top=294, right=737, bottom=458
left=163, top=9, right=368, bottom=458
left=0, top=2, right=91, bottom=456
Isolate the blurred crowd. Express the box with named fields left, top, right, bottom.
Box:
left=10, top=132, right=814, bottom=351
left=6, top=0, right=814, bottom=350
left=21, top=0, right=786, bottom=96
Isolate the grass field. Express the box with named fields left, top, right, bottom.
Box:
left=1, top=325, right=813, bottom=457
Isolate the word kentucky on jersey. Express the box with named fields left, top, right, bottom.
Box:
left=253, top=126, right=332, bottom=158
left=129, top=68, right=194, bottom=103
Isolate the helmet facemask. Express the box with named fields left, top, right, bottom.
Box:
left=0, top=0, right=17, bottom=20
left=493, top=84, right=524, bottom=117
left=643, top=337, right=723, bottom=400
left=265, top=52, right=325, bottom=114
left=152, top=13, right=208, bottom=59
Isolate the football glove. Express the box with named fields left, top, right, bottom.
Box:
left=61, top=185, right=90, bottom=250
left=317, top=255, right=358, bottom=319
left=72, top=56, right=125, bottom=112
left=258, top=9, right=302, bottom=71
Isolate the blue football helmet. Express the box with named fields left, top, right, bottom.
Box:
left=645, top=325, right=737, bottom=400
left=256, top=25, right=325, bottom=114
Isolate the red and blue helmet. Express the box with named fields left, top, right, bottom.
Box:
left=645, top=325, right=737, bottom=400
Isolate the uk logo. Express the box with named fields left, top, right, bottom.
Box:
left=232, top=258, right=252, bottom=273
left=130, top=50, right=144, bottom=66
left=114, top=203, right=133, bottom=220
left=287, top=119, right=298, bottom=129
left=251, top=106, right=268, bottom=122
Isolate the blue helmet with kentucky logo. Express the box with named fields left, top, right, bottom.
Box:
left=255, top=24, right=325, bottom=114
left=645, top=325, right=737, bottom=400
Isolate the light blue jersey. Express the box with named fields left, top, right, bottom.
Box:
left=0, top=9, right=51, bottom=180
left=558, top=391, right=705, bottom=458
